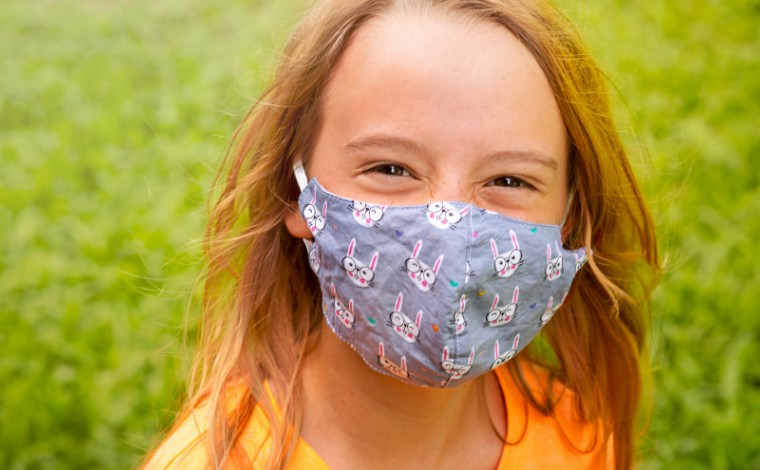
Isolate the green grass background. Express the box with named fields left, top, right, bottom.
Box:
left=1, top=0, right=757, bottom=468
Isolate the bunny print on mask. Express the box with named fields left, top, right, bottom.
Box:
left=403, top=240, right=444, bottom=292
left=491, top=334, right=520, bottom=370
left=450, top=294, right=468, bottom=335
left=425, top=201, right=469, bottom=230
left=350, top=200, right=387, bottom=227
left=574, top=252, right=587, bottom=273
left=308, top=242, right=320, bottom=273
left=302, top=192, right=327, bottom=236
left=330, top=283, right=356, bottom=329
left=485, top=287, right=519, bottom=327
left=387, top=293, right=423, bottom=343
left=490, top=230, right=523, bottom=278
left=539, top=292, right=567, bottom=327
left=546, top=241, right=564, bottom=281
left=342, top=238, right=379, bottom=288
left=378, top=342, right=409, bottom=379
left=440, top=346, right=475, bottom=386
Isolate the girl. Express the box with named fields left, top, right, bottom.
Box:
left=144, top=0, right=659, bottom=468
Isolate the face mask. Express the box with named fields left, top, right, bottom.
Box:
left=294, top=164, right=586, bottom=388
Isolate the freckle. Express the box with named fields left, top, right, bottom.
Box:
left=432, top=324, right=439, bottom=332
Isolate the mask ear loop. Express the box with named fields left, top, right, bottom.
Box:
left=292, top=160, right=313, bottom=251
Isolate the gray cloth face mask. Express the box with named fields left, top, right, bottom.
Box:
left=294, top=163, right=587, bottom=388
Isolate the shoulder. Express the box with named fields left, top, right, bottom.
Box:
left=141, top=382, right=272, bottom=470
left=494, top=362, right=614, bottom=469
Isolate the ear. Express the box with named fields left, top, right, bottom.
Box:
left=284, top=204, right=312, bottom=240
left=494, top=340, right=500, bottom=359
left=378, top=342, right=385, bottom=356
left=395, top=292, right=403, bottom=312
left=547, top=244, right=551, bottom=262
left=512, top=286, right=519, bottom=304
left=442, top=346, right=449, bottom=361
left=401, top=357, right=407, bottom=371
left=491, top=294, right=500, bottom=311
left=433, top=255, right=444, bottom=274
left=412, top=240, right=422, bottom=258
left=459, top=207, right=469, bottom=216
left=369, top=252, right=378, bottom=270
left=415, top=311, right=423, bottom=328
left=468, top=347, right=475, bottom=364
left=510, top=230, right=520, bottom=250
left=490, top=239, right=499, bottom=258
left=349, top=299, right=354, bottom=312
left=512, top=334, right=520, bottom=350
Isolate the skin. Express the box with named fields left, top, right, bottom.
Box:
left=284, top=8, right=568, bottom=470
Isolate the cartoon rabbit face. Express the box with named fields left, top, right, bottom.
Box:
left=490, top=230, right=523, bottom=278
left=450, top=294, right=467, bottom=335
left=491, top=334, right=520, bottom=369
left=378, top=342, right=409, bottom=379
left=574, top=252, right=587, bottom=273
left=302, top=193, right=327, bottom=235
left=440, top=346, right=475, bottom=383
left=425, top=201, right=469, bottom=229
left=387, top=293, right=422, bottom=343
left=330, top=284, right=355, bottom=328
left=351, top=200, right=386, bottom=227
left=485, top=287, right=519, bottom=327
left=341, top=238, right=378, bottom=288
left=539, top=292, right=566, bottom=327
left=545, top=241, right=563, bottom=281
left=308, top=243, right=320, bottom=273
left=403, top=240, right=444, bottom=292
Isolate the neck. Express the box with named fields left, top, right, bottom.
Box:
left=299, top=322, right=506, bottom=470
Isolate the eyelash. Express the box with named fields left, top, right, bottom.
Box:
left=366, top=164, right=535, bottom=191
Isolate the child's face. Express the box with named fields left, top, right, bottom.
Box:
left=288, top=10, right=568, bottom=238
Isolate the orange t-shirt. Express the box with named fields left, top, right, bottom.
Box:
left=144, top=365, right=611, bottom=469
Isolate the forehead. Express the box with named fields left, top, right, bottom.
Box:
left=317, top=8, right=566, bottom=160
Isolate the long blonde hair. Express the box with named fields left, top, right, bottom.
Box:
left=162, top=0, right=660, bottom=468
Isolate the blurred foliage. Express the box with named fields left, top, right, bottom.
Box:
left=0, top=0, right=757, bottom=468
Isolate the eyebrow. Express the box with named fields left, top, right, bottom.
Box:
left=344, top=133, right=559, bottom=171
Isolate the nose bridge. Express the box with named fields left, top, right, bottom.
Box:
left=429, top=175, right=471, bottom=203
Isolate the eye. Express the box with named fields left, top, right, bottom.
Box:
left=489, top=176, right=532, bottom=189
left=487, top=309, right=500, bottom=322
left=367, top=164, right=411, bottom=177
left=427, top=202, right=443, bottom=213
left=545, top=264, right=553, bottom=276
left=368, top=206, right=383, bottom=221
left=407, top=323, right=419, bottom=336
left=423, top=269, right=435, bottom=283
left=380, top=356, right=391, bottom=367
left=446, top=210, right=462, bottom=224
left=390, top=312, right=403, bottom=326
left=509, top=250, right=522, bottom=265
left=441, top=361, right=453, bottom=371
left=303, top=204, right=315, bottom=218
left=353, top=201, right=366, bottom=211
left=343, top=257, right=356, bottom=272
left=405, top=258, right=420, bottom=273
left=556, top=257, right=563, bottom=269
left=314, top=217, right=325, bottom=230
left=494, top=257, right=506, bottom=271
left=360, top=267, right=374, bottom=281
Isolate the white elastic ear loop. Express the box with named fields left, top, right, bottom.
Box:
left=292, top=160, right=313, bottom=251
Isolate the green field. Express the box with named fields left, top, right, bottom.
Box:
left=1, top=0, right=758, bottom=468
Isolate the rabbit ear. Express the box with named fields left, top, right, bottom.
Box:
left=348, top=299, right=354, bottom=312
left=401, top=357, right=407, bottom=371
left=395, top=293, right=403, bottom=312
left=546, top=296, right=553, bottom=310
left=512, top=286, right=519, bottom=304
left=412, top=240, right=422, bottom=258
left=459, top=207, right=469, bottom=216
left=512, top=334, right=520, bottom=351
left=490, top=239, right=499, bottom=258
left=510, top=229, right=519, bottom=250
left=309, top=192, right=316, bottom=205
left=547, top=244, right=551, bottom=262
left=415, top=311, right=423, bottom=328
left=494, top=340, right=500, bottom=359
left=330, top=283, right=337, bottom=296
left=378, top=342, right=385, bottom=356
left=442, top=346, right=449, bottom=361
left=491, top=294, right=500, bottom=311
left=347, top=239, right=355, bottom=256
left=460, top=294, right=466, bottom=312
left=468, top=347, right=475, bottom=365
left=433, top=255, right=444, bottom=274
left=369, top=252, right=379, bottom=270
